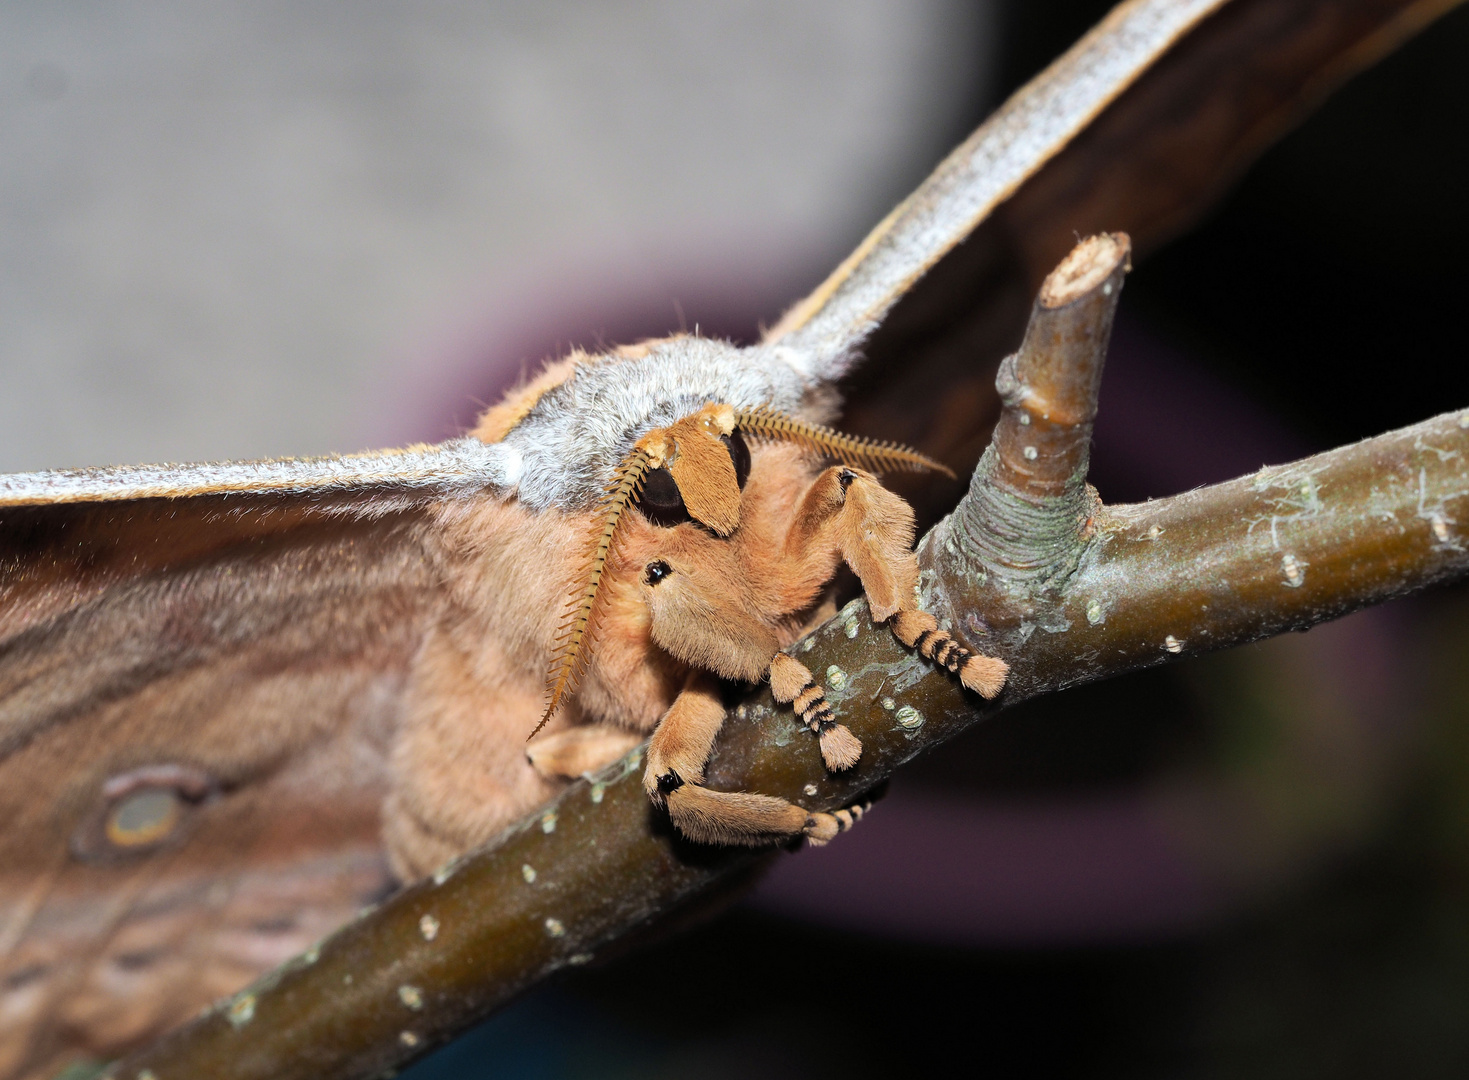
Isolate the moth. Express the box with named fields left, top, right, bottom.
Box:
left=0, top=0, right=1428, bottom=1074
left=0, top=288, right=1007, bottom=1076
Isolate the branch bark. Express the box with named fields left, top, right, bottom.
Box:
left=115, top=235, right=1469, bottom=1079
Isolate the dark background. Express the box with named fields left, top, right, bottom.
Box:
left=409, top=3, right=1469, bottom=1077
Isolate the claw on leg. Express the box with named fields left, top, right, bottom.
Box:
left=891, top=609, right=1008, bottom=698
left=803, top=797, right=872, bottom=846
left=769, top=652, right=863, bottom=771
left=666, top=782, right=877, bottom=847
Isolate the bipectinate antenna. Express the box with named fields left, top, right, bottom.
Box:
left=532, top=446, right=654, bottom=737
left=735, top=405, right=955, bottom=478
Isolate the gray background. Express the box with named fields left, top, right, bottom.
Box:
left=0, top=1, right=992, bottom=472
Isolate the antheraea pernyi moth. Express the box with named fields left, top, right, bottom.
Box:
left=0, top=318, right=1010, bottom=1080
left=3, top=0, right=1433, bottom=1073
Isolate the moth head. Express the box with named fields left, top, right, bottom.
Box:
left=636, top=549, right=780, bottom=683
left=632, top=403, right=745, bottom=535
left=530, top=402, right=951, bottom=735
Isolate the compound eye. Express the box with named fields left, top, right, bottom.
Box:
left=635, top=466, right=691, bottom=527
left=644, top=560, right=673, bottom=586
left=722, top=429, right=751, bottom=490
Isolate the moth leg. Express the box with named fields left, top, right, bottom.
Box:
left=787, top=465, right=1009, bottom=699
left=769, top=652, right=861, bottom=771
left=527, top=724, right=643, bottom=781
left=664, top=783, right=875, bottom=847
left=643, top=672, right=727, bottom=798
left=782, top=465, right=916, bottom=621
left=644, top=672, right=868, bottom=846
left=802, top=790, right=879, bottom=846
left=891, top=609, right=1008, bottom=698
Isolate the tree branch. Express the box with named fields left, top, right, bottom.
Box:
left=115, top=236, right=1469, bottom=1079
left=958, top=233, right=1126, bottom=591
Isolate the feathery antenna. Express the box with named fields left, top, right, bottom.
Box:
left=532, top=448, right=653, bottom=738
left=735, top=405, right=955, bottom=478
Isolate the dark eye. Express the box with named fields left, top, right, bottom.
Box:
left=644, top=560, right=672, bottom=586
left=635, top=466, right=691, bottom=527
left=723, top=429, right=751, bottom=490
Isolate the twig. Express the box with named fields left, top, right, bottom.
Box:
left=958, top=233, right=1126, bottom=596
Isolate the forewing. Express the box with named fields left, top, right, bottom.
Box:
left=775, top=0, right=1458, bottom=523
left=767, top=0, right=1230, bottom=366
left=0, top=473, right=455, bottom=1077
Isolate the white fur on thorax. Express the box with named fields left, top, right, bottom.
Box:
left=499, top=337, right=826, bottom=511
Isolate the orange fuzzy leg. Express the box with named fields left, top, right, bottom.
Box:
left=769, top=653, right=861, bottom=772
left=891, top=609, right=1008, bottom=698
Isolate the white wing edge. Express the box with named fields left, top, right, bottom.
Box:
left=0, top=437, right=518, bottom=507
left=773, top=0, right=1229, bottom=377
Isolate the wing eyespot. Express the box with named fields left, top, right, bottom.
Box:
left=71, top=763, right=219, bottom=864
left=106, top=788, right=182, bottom=849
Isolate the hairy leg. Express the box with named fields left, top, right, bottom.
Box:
left=664, top=784, right=875, bottom=847
left=643, top=672, right=726, bottom=793
left=643, top=671, right=871, bottom=846
left=527, top=724, right=643, bottom=781
left=775, top=467, right=1009, bottom=761
left=781, top=466, right=917, bottom=620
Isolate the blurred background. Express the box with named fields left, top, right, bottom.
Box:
left=5, top=1, right=1469, bottom=1076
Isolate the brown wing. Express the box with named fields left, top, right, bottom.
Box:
left=765, top=0, right=1232, bottom=360
left=775, top=0, right=1459, bottom=526
left=0, top=487, right=444, bottom=1078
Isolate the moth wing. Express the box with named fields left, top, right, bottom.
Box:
left=0, top=445, right=507, bottom=1077
left=766, top=0, right=1231, bottom=366
left=771, top=0, right=1452, bottom=521
left=0, top=436, right=510, bottom=508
